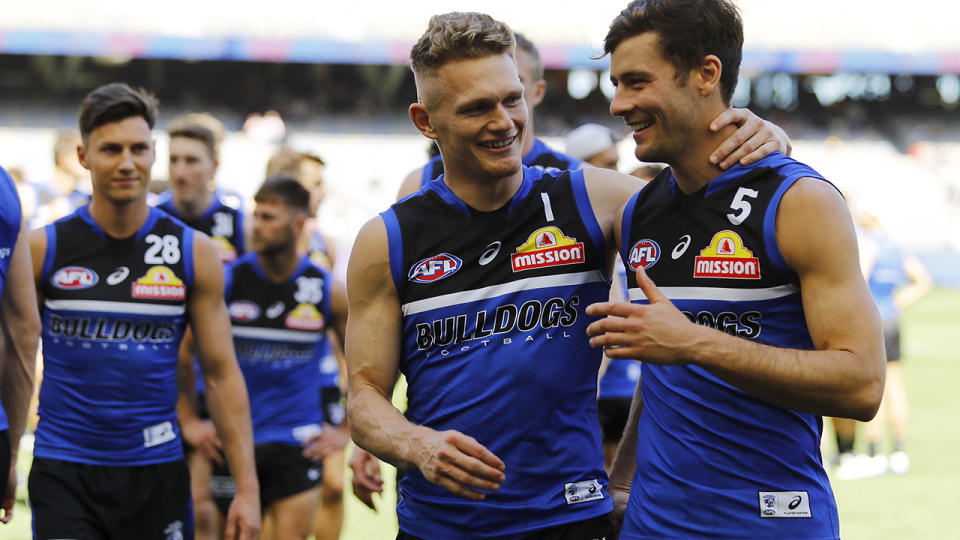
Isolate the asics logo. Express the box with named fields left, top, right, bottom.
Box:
left=266, top=301, right=285, bottom=319
left=479, top=241, right=501, bottom=266
left=106, top=266, right=130, bottom=285
left=671, top=235, right=691, bottom=259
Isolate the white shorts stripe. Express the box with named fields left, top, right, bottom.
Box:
left=628, top=284, right=799, bottom=302
left=44, top=299, right=186, bottom=316
left=402, top=270, right=605, bottom=316
left=232, top=326, right=322, bottom=343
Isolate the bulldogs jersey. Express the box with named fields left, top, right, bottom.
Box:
left=862, top=230, right=907, bottom=321
left=0, top=167, right=23, bottom=432
left=419, top=138, right=583, bottom=188
left=598, top=263, right=641, bottom=400
left=36, top=206, right=194, bottom=465
left=619, top=153, right=839, bottom=539
left=226, top=252, right=330, bottom=446
left=157, top=191, right=245, bottom=263
left=384, top=166, right=612, bottom=538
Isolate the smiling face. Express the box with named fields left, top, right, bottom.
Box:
left=609, top=31, right=702, bottom=166
left=415, top=52, right=528, bottom=182
left=79, top=116, right=155, bottom=205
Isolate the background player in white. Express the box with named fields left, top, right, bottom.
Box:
left=0, top=167, right=40, bottom=526
left=27, top=83, right=260, bottom=540
left=585, top=1, right=885, bottom=536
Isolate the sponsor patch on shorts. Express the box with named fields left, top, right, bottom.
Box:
left=563, top=478, right=605, bottom=505
left=758, top=491, right=811, bottom=518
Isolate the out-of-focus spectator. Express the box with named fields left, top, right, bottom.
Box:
left=564, top=123, right=620, bottom=170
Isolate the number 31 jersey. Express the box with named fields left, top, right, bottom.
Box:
left=619, top=153, right=840, bottom=539
left=37, top=206, right=194, bottom=466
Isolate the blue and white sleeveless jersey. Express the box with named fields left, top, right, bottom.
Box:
left=305, top=229, right=341, bottom=390
left=618, top=153, right=840, bottom=539
left=385, top=166, right=612, bottom=538
left=598, top=262, right=641, bottom=400
left=0, top=166, right=24, bottom=432
left=226, top=252, right=330, bottom=445
left=419, top=138, right=583, bottom=188
left=36, top=206, right=194, bottom=465
left=862, top=230, right=907, bottom=321
left=156, top=190, right=246, bottom=264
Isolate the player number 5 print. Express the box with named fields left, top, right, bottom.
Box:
left=727, top=187, right=759, bottom=226
left=144, top=234, right=181, bottom=264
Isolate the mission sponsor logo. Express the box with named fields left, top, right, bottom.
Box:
left=416, top=296, right=579, bottom=351
left=285, top=302, right=324, bottom=331
left=627, top=239, right=660, bottom=270
left=693, top=230, right=760, bottom=279
left=228, top=300, right=261, bottom=322
left=51, top=266, right=99, bottom=290
left=408, top=253, right=462, bottom=283
left=211, top=236, right=238, bottom=263
left=511, top=226, right=585, bottom=272
left=132, top=266, right=186, bottom=300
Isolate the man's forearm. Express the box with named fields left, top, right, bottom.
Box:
left=348, top=384, right=425, bottom=470
left=1, top=310, right=40, bottom=459
left=608, top=374, right=642, bottom=488
left=204, top=369, right=258, bottom=490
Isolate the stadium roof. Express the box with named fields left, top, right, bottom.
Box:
left=2, top=0, right=957, bottom=73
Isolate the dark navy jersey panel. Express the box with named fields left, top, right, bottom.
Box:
left=619, top=155, right=840, bottom=539
left=156, top=191, right=245, bottom=263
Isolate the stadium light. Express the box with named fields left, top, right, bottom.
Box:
left=937, top=75, right=959, bottom=106
left=567, top=69, right=598, bottom=100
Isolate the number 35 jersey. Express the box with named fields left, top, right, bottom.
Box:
left=37, top=206, right=194, bottom=466
left=619, top=153, right=840, bottom=539
left=384, top=167, right=612, bottom=539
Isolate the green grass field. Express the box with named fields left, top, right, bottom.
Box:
left=6, top=289, right=959, bottom=539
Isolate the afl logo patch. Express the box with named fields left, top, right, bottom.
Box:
left=627, top=239, right=660, bottom=270
left=408, top=253, right=462, bottom=283
left=228, top=300, right=261, bottom=322
left=51, top=266, right=99, bottom=290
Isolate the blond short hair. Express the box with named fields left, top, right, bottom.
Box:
left=410, top=12, right=515, bottom=77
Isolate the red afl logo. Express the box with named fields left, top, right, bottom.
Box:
left=628, top=239, right=660, bottom=270
left=408, top=253, right=462, bottom=283
left=51, top=266, right=99, bottom=290
left=228, top=300, right=261, bottom=322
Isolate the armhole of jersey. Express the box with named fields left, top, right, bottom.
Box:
left=235, top=210, right=246, bottom=254
left=41, top=224, right=57, bottom=283
left=321, top=268, right=334, bottom=321
left=380, top=209, right=404, bottom=291
left=620, top=190, right=642, bottom=269
left=570, top=169, right=608, bottom=278
left=762, top=173, right=834, bottom=284
left=183, top=227, right=196, bottom=290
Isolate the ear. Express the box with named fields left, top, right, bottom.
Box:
left=77, top=143, right=90, bottom=170
left=529, top=79, right=547, bottom=108
left=409, top=103, right=439, bottom=140
left=698, top=55, right=723, bottom=98
left=293, top=212, right=308, bottom=236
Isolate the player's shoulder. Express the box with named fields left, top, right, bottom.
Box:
left=215, top=190, right=245, bottom=211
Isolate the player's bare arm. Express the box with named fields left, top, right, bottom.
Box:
left=709, top=108, right=792, bottom=169
left=189, top=232, right=261, bottom=540
left=607, top=377, right=642, bottom=534
left=345, top=217, right=506, bottom=501
left=0, top=225, right=40, bottom=524
left=396, top=167, right=426, bottom=201
left=175, top=328, right=223, bottom=464
left=588, top=178, right=885, bottom=421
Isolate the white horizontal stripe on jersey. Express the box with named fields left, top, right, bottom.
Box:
left=45, top=299, right=186, bottom=316
left=402, top=270, right=606, bottom=316
left=629, top=284, right=800, bottom=302
left=231, top=326, right=323, bottom=343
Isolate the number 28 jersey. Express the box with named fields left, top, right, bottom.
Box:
left=619, top=153, right=839, bottom=539
left=36, top=206, right=194, bottom=466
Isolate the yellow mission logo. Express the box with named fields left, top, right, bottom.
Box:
left=285, top=302, right=325, bottom=331
left=511, top=226, right=585, bottom=272
left=693, top=230, right=761, bottom=279
left=132, top=266, right=186, bottom=300
left=211, top=236, right=238, bottom=263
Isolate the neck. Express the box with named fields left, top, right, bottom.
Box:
left=258, top=247, right=300, bottom=284
left=670, top=111, right=738, bottom=195
left=88, top=195, right=150, bottom=238
left=175, top=190, right=214, bottom=220
left=443, top=168, right=525, bottom=212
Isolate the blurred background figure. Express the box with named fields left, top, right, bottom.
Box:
left=564, top=123, right=620, bottom=170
